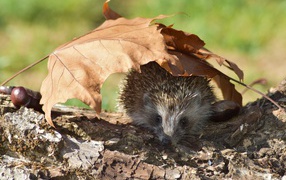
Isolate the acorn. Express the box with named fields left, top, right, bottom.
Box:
left=11, top=86, right=30, bottom=108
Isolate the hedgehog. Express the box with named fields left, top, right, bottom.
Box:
left=119, top=61, right=220, bottom=146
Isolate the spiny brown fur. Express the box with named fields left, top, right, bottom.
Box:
left=119, top=62, right=216, bottom=145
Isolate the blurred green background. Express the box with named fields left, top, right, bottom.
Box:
left=0, top=0, right=285, bottom=111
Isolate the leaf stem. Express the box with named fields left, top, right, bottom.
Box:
left=1, top=55, right=49, bottom=86
left=228, top=76, right=283, bottom=110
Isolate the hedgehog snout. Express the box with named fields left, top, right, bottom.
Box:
left=161, top=135, right=172, bottom=146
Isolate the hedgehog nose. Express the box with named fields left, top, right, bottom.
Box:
left=161, top=136, right=172, bottom=146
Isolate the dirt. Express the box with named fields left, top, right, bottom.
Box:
left=0, top=79, right=286, bottom=179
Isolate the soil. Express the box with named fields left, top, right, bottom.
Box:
left=0, top=79, right=286, bottom=179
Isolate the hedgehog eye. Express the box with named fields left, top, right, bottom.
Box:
left=179, top=117, right=188, bottom=127
left=155, top=115, right=162, bottom=124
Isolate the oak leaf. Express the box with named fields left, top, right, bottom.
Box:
left=40, top=16, right=175, bottom=127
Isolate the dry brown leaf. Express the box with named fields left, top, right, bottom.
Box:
left=164, top=51, right=242, bottom=105
left=160, top=25, right=205, bottom=53
left=197, top=48, right=244, bottom=81
left=212, top=75, right=242, bottom=105
left=40, top=15, right=175, bottom=127
left=224, top=59, right=244, bottom=81
left=103, top=0, right=121, bottom=20
left=158, top=25, right=243, bottom=81
left=158, top=25, right=206, bottom=76
left=157, top=25, right=242, bottom=104
left=166, top=51, right=218, bottom=77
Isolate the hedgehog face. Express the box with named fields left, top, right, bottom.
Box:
left=140, top=92, right=213, bottom=146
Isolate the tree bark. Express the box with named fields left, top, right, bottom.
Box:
left=0, top=79, right=286, bottom=179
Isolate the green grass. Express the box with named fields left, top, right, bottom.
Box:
left=1, top=0, right=286, bottom=111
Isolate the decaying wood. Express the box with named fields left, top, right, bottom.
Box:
left=1, top=79, right=286, bottom=179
